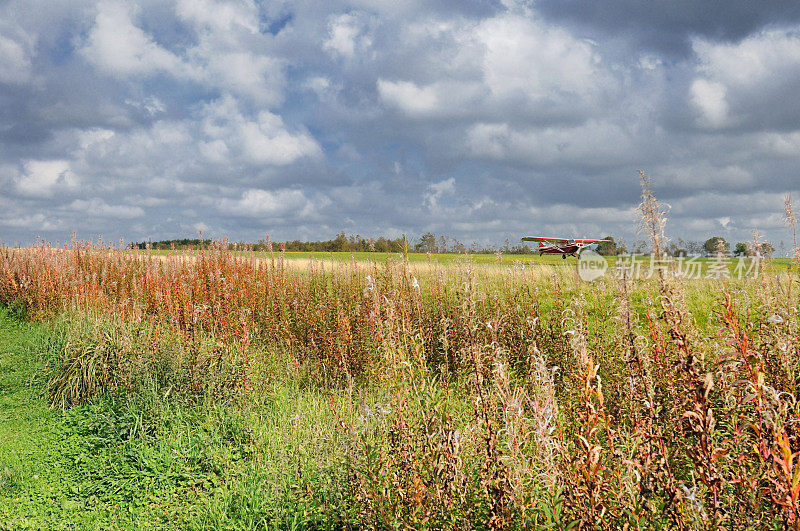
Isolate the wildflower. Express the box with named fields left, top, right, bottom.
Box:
left=507, top=398, right=523, bottom=417
left=411, top=276, right=419, bottom=290
left=768, top=314, right=785, bottom=324
left=680, top=480, right=707, bottom=518
left=363, top=274, right=374, bottom=295
left=680, top=483, right=696, bottom=503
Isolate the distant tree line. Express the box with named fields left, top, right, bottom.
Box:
left=411, top=233, right=535, bottom=254
left=133, top=232, right=533, bottom=254
left=134, top=234, right=405, bottom=253
left=132, top=238, right=205, bottom=250
left=133, top=233, right=775, bottom=256
left=265, top=233, right=408, bottom=253
left=597, top=236, right=775, bottom=257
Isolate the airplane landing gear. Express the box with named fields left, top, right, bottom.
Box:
left=562, top=254, right=566, bottom=259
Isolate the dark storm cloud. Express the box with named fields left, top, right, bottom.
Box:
left=534, top=0, right=800, bottom=55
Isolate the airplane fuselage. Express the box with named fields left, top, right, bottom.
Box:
left=537, top=243, right=583, bottom=258
left=522, top=236, right=610, bottom=259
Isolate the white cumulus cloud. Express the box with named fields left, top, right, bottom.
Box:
left=175, top=0, right=259, bottom=34
left=324, top=12, right=373, bottom=58
left=691, top=29, right=800, bottom=129
left=0, top=31, right=34, bottom=84
left=69, top=199, right=145, bottom=219
left=377, top=80, right=439, bottom=116
left=15, top=160, right=79, bottom=198
left=219, top=188, right=313, bottom=218
left=476, top=14, right=603, bottom=103
left=80, top=2, right=189, bottom=78
left=199, top=96, right=321, bottom=166
left=690, top=79, right=729, bottom=129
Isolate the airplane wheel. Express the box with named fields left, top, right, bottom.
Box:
left=539, top=252, right=543, bottom=257
left=562, top=254, right=566, bottom=259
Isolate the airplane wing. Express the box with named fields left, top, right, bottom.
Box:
left=521, top=237, right=571, bottom=242
left=521, top=237, right=611, bottom=244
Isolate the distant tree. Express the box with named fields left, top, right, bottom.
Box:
left=703, top=236, right=729, bottom=255
left=349, top=234, right=366, bottom=252
left=667, top=243, right=688, bottom=257
left=595, top=236, right=617, bottom=256
left=685, top=241, right=703, bottom=255
left=328, top=232, right=348, bottom=252
left=133, top=238, right=203, bottom=250
left=735, top=241, right=774, bottom=257
left=373, top=237, right=389, bottom=252
left=414, top=232, right=437, bottom=253
left=633, top=240, right=649, bottom=255
left=509, top=243, right=531, bottom=254
left=668, top=238, right=689, bottom=257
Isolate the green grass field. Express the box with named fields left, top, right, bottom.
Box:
left=0, top=308, right=355, bottom=529
left=147, top=248, right=795, bottom=277
left=2, top=238, right=800, bottom=528
left=0, top=310, right=182, bottom=528
left=151, top=248, right=795, bottom=264
left=275, top=250, right=795, bottom=272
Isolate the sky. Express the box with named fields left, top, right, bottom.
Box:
left=1, top=0, right=800, bottom=250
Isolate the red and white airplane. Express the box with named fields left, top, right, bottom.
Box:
left=521, top=236, right=611, bottom=259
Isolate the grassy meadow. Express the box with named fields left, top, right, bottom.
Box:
left=151, top=246, right=796, bottom=270
left=2, top=190, right=800, bottom=528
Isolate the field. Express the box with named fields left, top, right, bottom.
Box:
left=2, top=193, right=800, bottom=528
left=150, top=247, right=795, bottom=269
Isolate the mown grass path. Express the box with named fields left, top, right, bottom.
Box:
left=0, top=309, right=68, bottom=528
left=0, top=310, right=181, bottom=530
left=0, top=309, right=104, bottom=529
left=0, top=308, right=306, bottom=529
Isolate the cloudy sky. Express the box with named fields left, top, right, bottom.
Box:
left=1, top=0, right=799, bottom=249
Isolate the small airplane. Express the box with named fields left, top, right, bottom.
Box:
left=521, top=236, right=611, bottom=259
